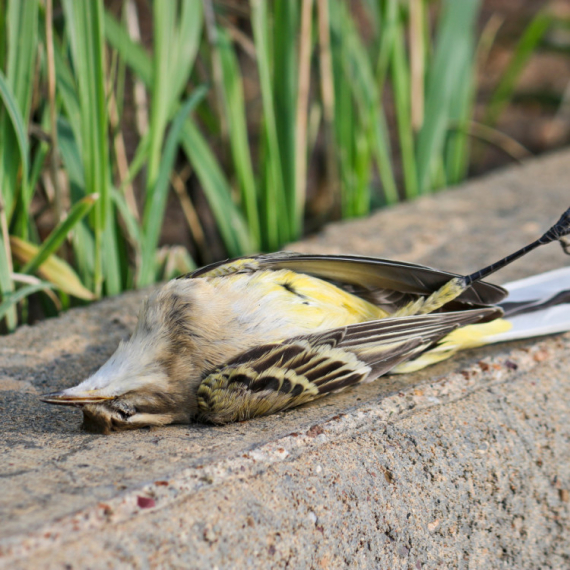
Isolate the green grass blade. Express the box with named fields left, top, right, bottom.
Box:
left=0, top=281, right=55, bottom=322
left=147, top=0, right=202, bottom=191
left=52, top=32, right=82, bottom=143
left=333, top=52, right=354, bottom=215
left=330, top=1, right=397, bottom=208
left=62, top=0, right=113, bottom=297
left=103, top=9, right=152, bottom=85
left=57, top=117, right=96, bottom=290
left=0, top=233, right=16, bottom=330
left=350, top=0, right=397, bottom=207
left=0, top=0, right=38, bottom=221
left=146, top=1, right=176, bottom=191
left=10, top=236, right=95, bottom=300
left=139, top=0, right=202, bottom=287
left=484, top=11, right=552, bottom=128
left=218, top=29, right=261, bottom=248
left=0, top=54, right=33, bottom=330
left=445, top=54, right=475, bottom=184
left=120, top=131, right=150, bottom=194
left=181, top=121, right=254, bottom=257
left=102, top=204, right=122, bottom=295
left=354, top=125, right=373, bottom=216
left=5, top=0, right=38, bottom=119
left=390, top=7, right=418, bottom=198
left=105, top=7, right=252, bottom=260
left=112, top=186, right=142, bottom=247
left=71, top=221, right=95, bottom=293
left=250, top=0, right=289, bottom=248
left=170, top=0, right=202, bottom=106
left=138, top=88, right=207, bottom=286
left=328, top=5, right=353, bottom=216
left=21, top=194, right=98, bottom=275
left=12, top=106, right=49, bottom=239
left=416, top=0, right=480, bottom=194
left=374, top=0, right=396, bottom=93
left=0, top=69, right=29, bottom=190
left=273, top=0, right=298, bottom=237
left=57, top=117, right=85, bottom=191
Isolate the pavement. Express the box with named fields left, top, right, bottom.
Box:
left=1, top=150, right=570, bottom=569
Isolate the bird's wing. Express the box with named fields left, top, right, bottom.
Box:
left=195, top=308, right=496, bottom=424
left=189, top=252, right=507, bottom=310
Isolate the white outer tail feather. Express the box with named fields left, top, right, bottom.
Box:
left=485, top=266, right=570, bottom=344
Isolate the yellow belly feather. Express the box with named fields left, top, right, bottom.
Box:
left=393, top=319, right=512, bottom=373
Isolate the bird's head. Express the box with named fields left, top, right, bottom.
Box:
left=41, top=285, right=200, bottom=434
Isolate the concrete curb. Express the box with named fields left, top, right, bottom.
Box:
left=2, top=151, right=570, bottom=569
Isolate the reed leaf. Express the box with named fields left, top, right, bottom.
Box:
left=10, top=236, right=95, bottom=300
left=21, top=194, right=98, bottom=276
left=138, top=87, right=207, bottom=286
left=61, top=0, right=115, bottom=296
left=416, top=0, right=480, bottom=194
left=484, top=11, right=553, bottom=128
left=0, top=281, right=56, bottom=322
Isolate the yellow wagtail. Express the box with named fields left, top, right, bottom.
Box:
left=42, top=207, right=570, bottom=433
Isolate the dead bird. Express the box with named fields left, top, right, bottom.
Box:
left=42, top=207, right=570, bottom=434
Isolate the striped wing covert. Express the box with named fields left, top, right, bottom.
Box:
left=196, top=308, right=496, bottom=423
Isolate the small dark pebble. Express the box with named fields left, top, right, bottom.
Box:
left=505, top=360, right=518, bottom=370
left=306, top=425, right=324, bottom=438
left=99, top=503, right=113, bottom=516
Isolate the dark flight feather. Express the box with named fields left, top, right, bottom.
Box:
left=189, top=252, right=507, bottom=312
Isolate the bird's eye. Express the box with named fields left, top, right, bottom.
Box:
left=114, top=402, right=136, bottom=420
left=117, top=409, right=131, bottom=420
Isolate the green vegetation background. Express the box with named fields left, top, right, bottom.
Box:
left=0, top=0, right=561, bottom=331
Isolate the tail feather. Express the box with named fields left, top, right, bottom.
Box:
left=393, top=266, right=570, bottom=374
left=486, top=266, right=570, bottom=343
left=499, top=266, right=570, bottom=304
left=485, top=305, right=570, bottom=344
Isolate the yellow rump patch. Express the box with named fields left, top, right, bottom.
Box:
left=392, top=318, right=512, bottom=374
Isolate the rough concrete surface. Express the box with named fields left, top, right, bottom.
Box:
left=1, top=150, right=570, bottom=569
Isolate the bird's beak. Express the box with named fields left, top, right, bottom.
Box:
left=40, top=390, right=116, bottom=407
